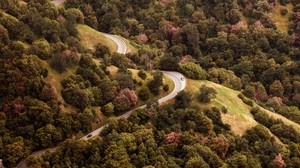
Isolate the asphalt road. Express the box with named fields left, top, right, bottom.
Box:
left=102, top=33, right=127, bottom=54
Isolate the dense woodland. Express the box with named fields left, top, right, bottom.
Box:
left=1, top=0, right=300, bottom=167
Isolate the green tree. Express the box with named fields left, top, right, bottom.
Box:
left=175, top=90, right=193, bottom=108
left=31, top=39, right=51, bottom=60
left=102, top=102, right=115, bottom=116
left=180, top=62, right=206, bottom=80
left=102, top=142, right=134, bottom=168
left=198, top=85, right=217, bottom=103
left=148, top=71, right=163, bottom=95
left=269, top=80, right=284, bottom=97
left=138, top=88, right=151, bottom=101
left=95, top=43, right=110, bottom=58
left=35, top=124, right=62, bottom=148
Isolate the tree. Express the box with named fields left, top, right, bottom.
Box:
left=159, top=56, right=180, bottom=71
left=138, top=70, right=147, bottom=80
left=115, top=73, right=135, bottom=90
left=35, top=124, right=62, bottom=148
left=138, top=88, right=151, bottom=101
left=119, top=88, right=138, bottom=106
left=102, top=142, right=134, bottom=168
left=113, top=94, right=131, bottom=112
left=198, top=85, right=217, bottom=103
left=31, top=39, right=51, bottom=60
left=39, top=84, right=58, bottom=101
left=95, top=43, right=110, bottom=58
left=175, top=90, right=193, bottom=108
left=180, top=62, right=206, bottom=80
left=148, top=71, right=163, bottom=95
left=102, top=102, right=114, bottom=116
left=185, top=156, right=209, bottom=168
left=269, top=80, right=284, bottom=97
left=3, top=138, right=29, bottom=166
left=65, top=8, right=84, bottom=24
left=62, top=86, right=91, bottom=110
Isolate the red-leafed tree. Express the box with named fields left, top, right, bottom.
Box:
left=40, top=84, right=58, bottom=101
left=119, top=88, right=138, bottom=107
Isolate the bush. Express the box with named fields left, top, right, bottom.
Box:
left=163, top=84, right=169, bottom=92
left=280, top=8, right=288, bottom=16
left=138, top=70, right=147, bottom=80
left=238, top=93, right=254, bottom=107
left=221, top=106, right=228, bottom=114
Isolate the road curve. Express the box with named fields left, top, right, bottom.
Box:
left=102, top=33, right=127, bottom=54
left=17, top=2, right=185, bottom=167
left=82, top=71, right=186, bottom=140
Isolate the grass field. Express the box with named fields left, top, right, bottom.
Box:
left=76, top=24, right=118, bottom=52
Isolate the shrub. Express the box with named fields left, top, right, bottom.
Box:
left=163, top=84, right=169, bottom=92
left=138, top=88, right=151, bottom=101
left=238, top=93, right=254, bottom=107
left=138, top=70, right=147, bottom=80
left=221, top=106, right=228, bottom=114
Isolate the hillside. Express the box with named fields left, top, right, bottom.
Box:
left=1, top=0, right=300, bottom=167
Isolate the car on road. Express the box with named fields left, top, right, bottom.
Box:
left=181, top=77, right=184, bottom=81
left=87, top=134, right=92, bottom=138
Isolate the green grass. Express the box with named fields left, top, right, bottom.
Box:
left=186, top=79, right=300, bottom=138
left=76, top=24, right=118, bottom=52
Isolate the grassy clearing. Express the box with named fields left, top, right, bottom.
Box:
left=186, top=78, right=300, bottom=138
left=186, top=79, right=257, bottom=136
left=268, top=1, right=293, bottom=32
left=131, top=69, right=175, bottom=106
left=76, top=24, right=118, bottom=52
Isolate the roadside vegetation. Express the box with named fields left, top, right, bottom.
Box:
left=1, top=0, right=300, bottom=167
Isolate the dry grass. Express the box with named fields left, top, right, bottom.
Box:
left=76, top=24, right=118, bottom=52
left=268, top=1, right=293, bottom=32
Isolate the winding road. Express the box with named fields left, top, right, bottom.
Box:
left=16, top=1, right=185, bottom=167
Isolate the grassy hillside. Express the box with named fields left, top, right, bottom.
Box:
left=76, top=24, right=118, bottom=52
left=186, top=79, right=300, bottom=137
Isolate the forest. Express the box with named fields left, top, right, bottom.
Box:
left=0, top=0, right=300, bottom=167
